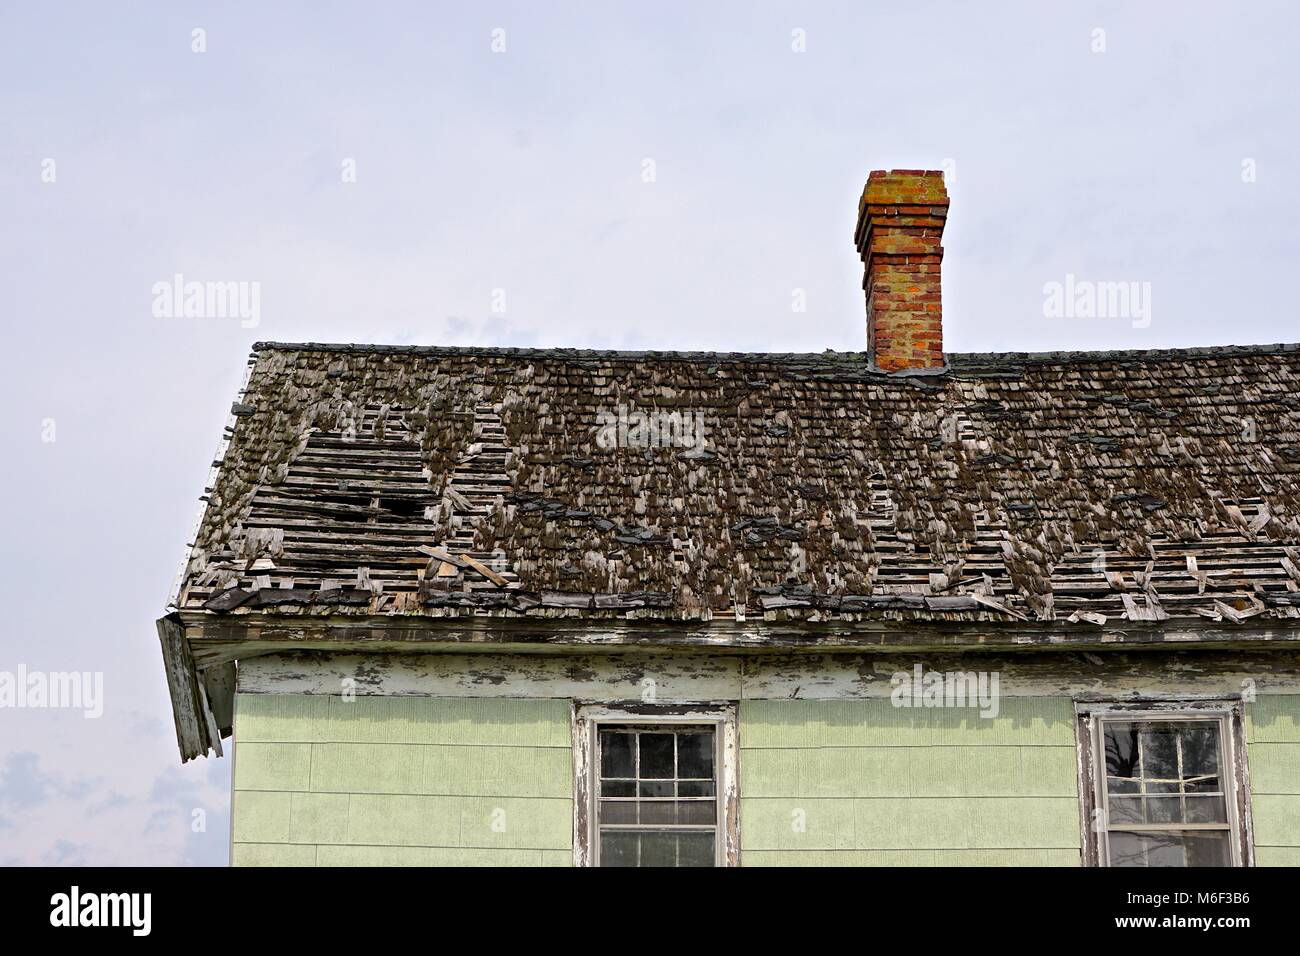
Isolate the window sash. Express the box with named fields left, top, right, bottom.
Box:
left=1083, top=707, right=1249, bottom=868
left=573, top=706, right=738, bottom=867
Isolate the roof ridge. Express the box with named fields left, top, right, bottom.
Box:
left=250, top=340, right=1300, bottom=366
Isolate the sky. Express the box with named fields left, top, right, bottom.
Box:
left=1, top=1, right=1298, bottom=865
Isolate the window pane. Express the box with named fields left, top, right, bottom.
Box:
left=600, top=731, right=635, bottom=779
left=601, top=780, right=635, bottom=797
left=600, top=831, right=639, bottom=867
left=599, top=800, right=638, bottom=825
left=1144, top=795, right=1183, bottom=824
left=1108, top=830, right=1231, bottom=868
left=677, top=800, right=717, bottom=825
left=678, top=732, right=714, bottom=779
left=1185, top=794, right=1228, bottom=824
left=1107, top=796, right=1144, bottom=824
left=1106, top=776, right=1140, bottom=794
left=639, top=800, right=677, bottom=826
left=638, top=832, right=677, bottom=867
left=1141, top=725, right=1180, bottom=784
left=1185, top=831, right=1233, bottom=866
left=679, top=780, right=715, bottom=797
left=638, top=780, right=673, bottom=797
left=639, top=733, right=675, bottom=778
left=1181, top=722, right=1221, bottom=778
left=1105, top=723, right=1140, bottom=786
left=677, top=832, right=715, bottom=867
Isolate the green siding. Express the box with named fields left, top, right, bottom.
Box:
left=1246, top=696, right=1300, bottom=863
left=744, top=848, right=1080, bottom=867
left=231, top=689, right=1300, bottom=867
left=739, top=698, right=1081, bottom=865
left=232, top=695, right=572, bottom=866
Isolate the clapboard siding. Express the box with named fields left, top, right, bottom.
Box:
left=1247, top=695, right=1300, bottom=863
left=743, top=848, right=1081, bottom=867
left=231, top=694, right=572, bottom=866
left=235, top=694, right=569, bottom=746
left=739, top=698, right=1081, bottom=865
left=228, top=669, right=1300, bottom=867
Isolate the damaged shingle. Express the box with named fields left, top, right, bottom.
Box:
left=732, top=516, right=805, bottom=546
left=175, top=341, right=1300, bottom=624
left=1112, top=493, right=1169, bottom=512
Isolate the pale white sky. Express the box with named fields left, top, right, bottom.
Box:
left=2, top=0, right=1297, bottom=864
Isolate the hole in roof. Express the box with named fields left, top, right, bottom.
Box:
left=380, top=497, right=427, bottom=519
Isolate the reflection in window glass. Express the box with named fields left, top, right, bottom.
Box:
left=597, top=726, right=717, bottom=867
left=1100, top=718, right=1234, bottom=867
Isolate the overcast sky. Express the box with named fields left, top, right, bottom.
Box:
left=2, top=1, right=1298, bottom=865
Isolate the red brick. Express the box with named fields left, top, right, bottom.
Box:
left=855, top=170, right=948, bottom=371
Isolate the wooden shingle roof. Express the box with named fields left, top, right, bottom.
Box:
left=172, top=341, right=1300, bottom=628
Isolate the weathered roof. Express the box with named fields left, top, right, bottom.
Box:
left=173, top=340, right=1300, bottom=628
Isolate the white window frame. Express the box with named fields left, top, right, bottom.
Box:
left=572, top=702, right=740, bottom=867
left=1076, top=700, right=1254, bottom=868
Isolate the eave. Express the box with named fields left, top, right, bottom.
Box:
left=159, top=607, right=1300, bottom=762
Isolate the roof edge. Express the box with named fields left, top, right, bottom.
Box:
left=249, top=339, right=1300, bottom=368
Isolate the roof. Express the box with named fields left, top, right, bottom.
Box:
left=172, top=340, right=1300, bottom=629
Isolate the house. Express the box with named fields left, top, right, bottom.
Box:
left=157, top=169, right=1300, bottom=867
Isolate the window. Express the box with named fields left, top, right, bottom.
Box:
left=573, top=705, right=738, bottom=867
left=1077, top=704, right=1253, bottom=867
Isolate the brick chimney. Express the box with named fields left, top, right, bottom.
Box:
left=853, top=169, right=949, bottom=371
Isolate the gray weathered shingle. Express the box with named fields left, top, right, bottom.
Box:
left=174, top=341, right=1300, bottom=626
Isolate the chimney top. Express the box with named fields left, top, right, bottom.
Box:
left=854, top=169, right=949, bottom=372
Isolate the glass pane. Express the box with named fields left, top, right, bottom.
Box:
left=1185, top=831, right=1233, bottom=866
left=1181, top=722, right=1221, bottom=778
left=638, top=832, right=677, bottom=867
left=599, top=800, right=637, bottom=825
left=639, top=780, right=673, bottom=797
left=677, top=832, right=715, bottom=867
left=1105, top=723, right=1140, bottom=787
left=600, top=831, right=639, bottom=867
left=1144, top=795, right=1183, bottom=824
left=1141, top=725, right=1180, bottom=783
left=1106, top=776, right=1140, bottom=795
left=678, top=732, right=714, bottom=779
left=639, top=800, right=677, bottom=825
left=1108, top=830, right=1231, bottom=867
left=1108, top=796, right=1144, bottom=824
left=679, top=780, right=715, bottom=797
left=600, top=731, right=635, bottom=778
left=639, top=733, right=675, bottom=778
left=1185, top=793, right=1228, bottom=824
left=678, top=800, right=716, bottom=825
left=601, top=780, right=634, bottom=797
